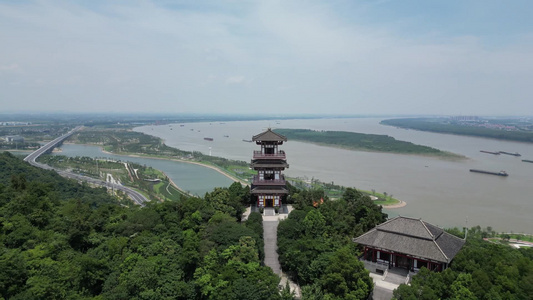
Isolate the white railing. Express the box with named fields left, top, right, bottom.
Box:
left=253, top=150, right=286, bottom=159
left=252, top=175, right=286, bottom=185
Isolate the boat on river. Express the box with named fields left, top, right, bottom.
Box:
left=469, top=169, right=509, bottom=177
left=480, top=150, right=500, bottom=155
left=522, top=160, right=533, bottom=163
left=499, top=151, right=521, bottom=157
left=204, top=137, right=214, bottom=141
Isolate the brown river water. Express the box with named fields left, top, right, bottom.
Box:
left=134, top=118, right=533, bottom=233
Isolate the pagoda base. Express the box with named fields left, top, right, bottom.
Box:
left=256, top=194, right=281, bottom=207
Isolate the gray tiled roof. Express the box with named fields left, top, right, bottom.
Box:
left=353, top=216, right=465, bottom=263
left=252, top=128, right=287, bottom=142
left=250, top=160, right=289, bottom=169
left=251, top=186, right=288, bottom=195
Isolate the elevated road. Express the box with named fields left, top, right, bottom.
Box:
left=24, top=126, right=80, bottom=166
left=24, top=126, right=149, bottom=206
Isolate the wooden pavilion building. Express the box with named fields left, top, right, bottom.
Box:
left=353, top=216, right=465, bottom=272
left=250, top=128, right=289, bottom=207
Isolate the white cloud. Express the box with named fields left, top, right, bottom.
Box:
left=0, top=63, right=21, bottom=72
left=0, top=0, right=531, bottom=115
left=225, top=76, right=246, bottom=84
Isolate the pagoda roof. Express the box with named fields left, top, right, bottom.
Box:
left=252, top=128, right=287, bottom=142
left=250, top=159, right=289, bottom=169
left=353, top=216, right=465, bottom=263
left=251, top=186, right=288, bottom=195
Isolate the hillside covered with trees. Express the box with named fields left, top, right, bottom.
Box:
left=0, top=152, right=285, bottom=299
left=4, top=150, right=530, bottom=299
left=277, top=188, right=388, bottom=299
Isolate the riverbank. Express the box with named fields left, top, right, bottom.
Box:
left=363, top=192, right=405, bottom=208
left=71, top=127, right=411, bottom=208
left=101, top=148, right=407, bottom=209
left=101, top=148, right=248, bottom=186
left=161, top=170, right=193, bottom=196
left=380, top=118, right=533, bottom=144
left=381, top=200, right=407, bottom=208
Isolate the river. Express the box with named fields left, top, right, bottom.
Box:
left=53, top=144, right=233, bottom=196
left=133, top=118, right=533, bottom=233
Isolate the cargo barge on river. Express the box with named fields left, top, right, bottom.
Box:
left=469, top=169, right=508, bottom=177
left=499, top=151, right=521, bottom=157
left=522, top=160, right=533, bottom=163
left=480, top=150, right=500, bottom=155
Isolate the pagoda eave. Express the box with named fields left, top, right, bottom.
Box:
left=250, top=162, right=289, bottom=169
left=251, top=187, right=289, bottom=195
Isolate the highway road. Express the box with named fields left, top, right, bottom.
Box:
left=24, top=126, right=150, bottom=206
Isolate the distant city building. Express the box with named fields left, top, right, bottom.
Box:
left=250, top=128, right=289, bottom=207
left=450, top=116, right=480, bottom=122
left=354, top=216, right=465, bottom=272
left=4, top=135, right=24, bottom=143
left=0, top=121, right=32, bottom=126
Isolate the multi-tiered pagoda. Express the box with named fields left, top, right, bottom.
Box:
left=250, top=128, right=289, bottom=207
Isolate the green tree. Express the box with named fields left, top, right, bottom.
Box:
left=319, top=246, right=372, bottom=300
left=450, top=273, right=476, bottom=300
left=205, top=188, right=244, bottom=221
left=302, top=210, right=326, bottom=237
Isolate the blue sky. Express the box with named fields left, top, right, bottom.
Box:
left=1, top=0, right=532, bottom=115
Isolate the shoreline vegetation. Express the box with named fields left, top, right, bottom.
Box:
left=380, top=118, right=533, bottom=143
left=99, top=147, right=406, bottom=208
left=272, top=128, right=464, bottom=159
left=61, top=127, right=406, bottom=208
left=100, top=148, right=248, bottom=186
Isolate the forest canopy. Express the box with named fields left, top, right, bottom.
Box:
left=277, top=188, right=388, bottom=299
left=0, top=152, right=282, bottom=300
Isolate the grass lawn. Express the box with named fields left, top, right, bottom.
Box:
left=224, top=165, right=255, bottom=182
left=487, top=238, right=507, bottom=245
left=501, top=234, right=533, bottom=242
left=153, top=181, right=182, bottom=201
left=142, top=167, right=162, bottom=178
left=358, top=189, right=401, bottom=206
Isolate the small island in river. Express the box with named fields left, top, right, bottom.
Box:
left=273, top=128, right=462, bottom=158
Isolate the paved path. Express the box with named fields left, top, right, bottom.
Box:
left=263, top=220, right=281, bottom=275
left=261, top=206, right=301, bottom=298
left=366, top=266, right=410, bottom=300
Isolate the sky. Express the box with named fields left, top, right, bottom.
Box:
left=1, top=0, right=532, bottom=116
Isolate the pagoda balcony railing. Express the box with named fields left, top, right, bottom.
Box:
left=252, top=175, right=286, bottom=186
left=253, top=150, right=286, bottom=159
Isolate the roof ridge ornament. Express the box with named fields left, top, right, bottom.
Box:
left=420, top=219, right=435, bottom=239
